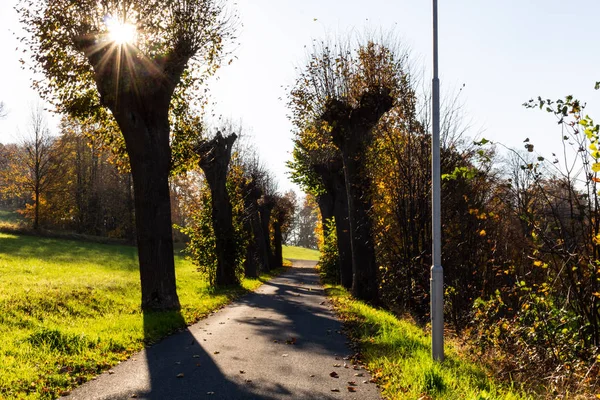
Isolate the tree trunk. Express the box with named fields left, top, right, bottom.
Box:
left=196, top=133, right=239, bottom=286
left=273, top=221, right=283, bottom=269
left=243, top=216, right=259, bottom=278
left=258, top=199, right=275, bottom=271
left=332, top=173, right=353, bottom=290
left=33, top=185, right=40, bottom=230
left=115, top=108, right=180, bottom=311
left=315, top=162, right=352, bottom=288
left=242, top=180, right=269, bottom=277
left=325, top=92, right=394, bottom=303
left=342, top=150, right=379, bottom=302
left=316, top=192, right=334, bottom=236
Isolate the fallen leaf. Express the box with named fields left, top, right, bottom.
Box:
left=347, top=387, right=356, bottom=392
left=363, top=380, right=369, bottom=384
left=245, top=379, right=252, bottom=383
left=213, top=351, right=220, bottom=355
left=282, top=354, right=289, bottom=357
left=176, top=373, right=184, bottom=378
left=310, top=374, right=315, bottom=377
left=333, top=364, right=341, bottom=367
left=207, top=392, right=215, bottom=395
left=193, top=355, right=200, bottom=358
left=354, top=373, right=364, bottom=377
left=239, top=370, right=245, bottom=374
left=130, top=395, right=137, bottom=398
left=108, top=370, right=115, bottom=375
left=329, top=371, right=339, bottom=378
left=196, top=363, right=201, bottom=367
left=331, top=388, right=340, bottom=392
left=347, top=381, right=357, bottom=386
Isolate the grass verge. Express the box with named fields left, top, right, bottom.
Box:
left=325, top=285, right=532, bottom=400
left=0, top=232, right=288, bottom=399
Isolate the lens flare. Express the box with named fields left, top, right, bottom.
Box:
left=106, top=17, right=136, bottom=45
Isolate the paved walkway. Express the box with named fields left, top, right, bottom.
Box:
left=63, top=260, right=381, bottom=400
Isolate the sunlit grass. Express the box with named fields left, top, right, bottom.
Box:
left=281, top=245, right=320, bottom=261
left=0, top=232, right=283, bottom=399
left=325, top=285, right=532, bottom=400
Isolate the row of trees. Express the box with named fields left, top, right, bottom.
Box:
left=287, top=34, right=599, bottom=393
left=13, top=0, right=320, bottom=312
left=0, top=108, right=307, bottom=288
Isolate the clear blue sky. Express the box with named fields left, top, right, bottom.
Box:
left=1, top=0, right=599, bottom=193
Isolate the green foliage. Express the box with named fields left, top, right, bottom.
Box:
left=318, top=217, right=339, bottom=282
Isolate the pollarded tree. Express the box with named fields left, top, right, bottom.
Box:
left=289, top=38, right=405, bottom=302
left=288, top=125, right=352, bottom=288
left=18, top=0, right=234, bottom=310
left=194, top=131, right=239, bottom=286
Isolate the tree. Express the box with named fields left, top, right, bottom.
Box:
left=288, top=126, right=352, bottom=288
left=272, top=192, right=296, bottom=269
left=280, top=190, right=298, bottom=244
left=289, top=38, right=404, bottom=302
left=294, top=194, right=319, bottom=249
left=194, top=131, right=239, bottom=286
left=19, top=0, right=234, bottom=310
left=15, top=106, right=61, bottom=229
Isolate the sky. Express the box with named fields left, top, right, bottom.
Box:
left=1, top=0, right=599, bottom=194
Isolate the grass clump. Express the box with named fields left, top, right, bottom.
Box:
left=0, top=232, right=288, bottom=399
left=325, top=285, right=531, bottom=400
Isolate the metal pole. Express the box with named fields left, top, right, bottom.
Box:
left=431, top=0, right=444, bottom=362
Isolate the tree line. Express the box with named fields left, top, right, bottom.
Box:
left=287, top=35, right=599, bottom=394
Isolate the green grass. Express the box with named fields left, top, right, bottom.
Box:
left=281, top=245, right=320, bottom=261
left=325, top=285, right=532, bottom=400
left=0, top=232, right=284, bottom=399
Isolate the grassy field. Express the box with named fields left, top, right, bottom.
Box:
left=326, top=285, right=531, bottom=400
left=280, top=245, right=320, bottom=261
left=0, top=233, right=308, bottom=399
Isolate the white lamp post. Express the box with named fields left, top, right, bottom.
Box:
left=431, top=0, right=444, bottom=362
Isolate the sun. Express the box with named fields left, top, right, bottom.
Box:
left=106, top=18, right=136, bottom=45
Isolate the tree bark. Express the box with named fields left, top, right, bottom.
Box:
left=315, top=160, right=352, bottom=288
left=258, top=197, right=275, bottom=271
left=273, top=220, right=283, bottom=270
left=332, top=173, right=353, bottom=289
left=325, top=91, right=394, bottom=303
left=195, top=132, right=239, bottom=286
left=242, top=179, right=267, bottom=277
left=119, top=110, right=180, bottom=311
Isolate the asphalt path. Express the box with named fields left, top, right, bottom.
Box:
left=62, top=260, right=381, bottom=400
